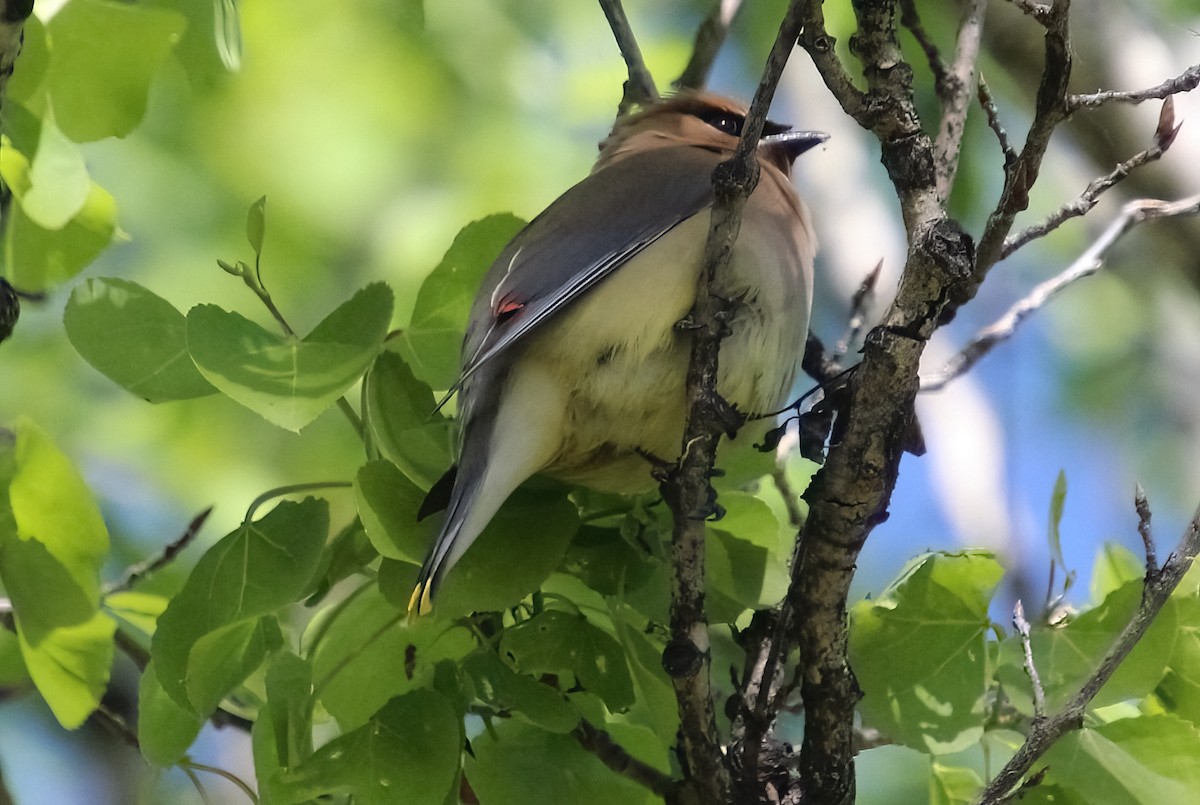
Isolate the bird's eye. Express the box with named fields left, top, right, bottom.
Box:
left=698, top=110, right=744, bottom=136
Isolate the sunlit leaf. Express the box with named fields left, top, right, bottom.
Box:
left=16, top=611, right=115, bottom=729
left=65, top=278, right=217, bottom=402
left=850, top=551, right=1003, bottom=754
left=187, top=282, right=393, bottom=431
left=1039, top=715, right=1200, bottom=803
left=45, top=0, right=187, bottom=141
left=152, top=498, right=328, bottom=711
left=0, top=142, right=117, bottom=291
left=21, top=109, right=89, bottom=229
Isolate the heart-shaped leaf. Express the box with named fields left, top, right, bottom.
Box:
left=187, top=282, right=393, bottom=431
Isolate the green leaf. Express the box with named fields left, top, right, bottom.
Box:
left=138, top=661, right=204, bottom=766
left=461, top=650, right=578, bottom=734
left=707, top=528, right=788, bottom=622
left=355, top=459, right=438, bottom=564
left=1, top=143, right=118, bottom=292
left=467, top=720, right=656, bottom=805
left=850, top=551, right=1004, bottom=754
left=434, top=485, right=579, bottom=618
left=275, top=690, right=461, bottom=805
left=1159, top=595, right=1200, bottom=725
left=559, top=525, right=658, bottom=597
left=310, top=584, right=474, bottom=730
left=500, top=610, right=634, bottom=712
left=65, top=278, right=217, bottom=402
left=21, top=109, right=89, bottom=230
left=265, top=650, right=314, bottom=770
left=0, top=419, right=108, bottom=632
left=1048, top=469, right=1068, bottom=569
left=997, top=579, right=1178, bottom=715
left=929, top=762, right=984, bottom=805
left=246, top=195, right=267, bottom=256
left=185, top=616, right=281, bottom=715
left=45, top=0, right=188, bottom=141
left=0, top=421, right=114, bottom=729
left=1039, top=715, right=1200, bottom=803
left=152, top=498, right=328, bottom=711
left=186, top=282, right=394, bottom=431
left=103, top=591, right=168, bottom=637
left=1090, top=542, right=1143, bottom=604
left=362, top=349, right=453, bottom=489
left=397, top=214, right=525, bottom=389
left=16, top=611, right=115, bottom=729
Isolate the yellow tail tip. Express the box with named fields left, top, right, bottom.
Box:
left=406, top=582, right=435, bottom=619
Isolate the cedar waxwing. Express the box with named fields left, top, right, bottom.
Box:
left=409, top=91, right=825, bottom=615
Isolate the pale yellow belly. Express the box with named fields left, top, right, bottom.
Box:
left=518, top=212, right=808, bottom=493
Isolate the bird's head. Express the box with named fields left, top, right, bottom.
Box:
left=597, top=90, right=828, bottom=173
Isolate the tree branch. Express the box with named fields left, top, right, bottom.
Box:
left=677, top=0, right=744, bottom=91
left=921, top=192, right=1200, bottom=392
left=598, top=0, right=658, bottom=115
left=933, top=0, right=987, bottom=200
left=977, top=75, right=1018, bottom=168
left=1067, top=63, right=1200, bottom=112
left=1002, top=99, right=1181, bottom=258
left=663, top=3, right=808, bottom=803
left=103, top=508, right=212, bottom=596
left=977, top=499, right=1200, bottom=804
left=572, top=719, right=678, bottom=800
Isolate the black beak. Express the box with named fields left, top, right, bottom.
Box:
left=760, top=130, right=830, bottom=164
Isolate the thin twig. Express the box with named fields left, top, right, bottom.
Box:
left=1002, top=100, right=1180, bottom=258
left=977, top=75, right=1017, bottom=168
left=1004, top=0, right=1053, bottom=26
left=771, top=466, right=805, bottom=531
left=832, top=259, right=882, bottom=363
left=598, top=0, right=658, bottom=115
left=243, top=481, right=351, bottom=524
left=572, top=719, right=678, bottom=798
left=898, top=0, right=947, bottom=88
left=933, top=0, right=987, bottom=199
left=922, top=192, right=1200, bottom=391
left=1013, top=600, right=1046, bottom=719
left=1067, top=63, right=1200, bottom=112
left=103, top=508, right=213, bottom=595
left=677, top=0, right=744, bottom=90
left=976, top=502, right=1200, bottom=804
left=1135, top=484, right=1157, bottom=578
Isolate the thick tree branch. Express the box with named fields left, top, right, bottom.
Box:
left=599, top=0, right=659, bottom=115
left=677, top=0, right=744, bottom=91
left=977, top=500, right=1200, bottom=804
left=922, top=192, right=1200, bottom=391
left=663, top=3, right=808, bottom=803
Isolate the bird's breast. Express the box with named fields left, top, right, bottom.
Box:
left=518, top=203, right=812, bottom=493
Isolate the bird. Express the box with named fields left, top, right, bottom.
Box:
left=408, top=90, right=825, bottom=616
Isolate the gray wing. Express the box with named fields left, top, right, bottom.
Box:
left=450, top=145, right=721, bottom=396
